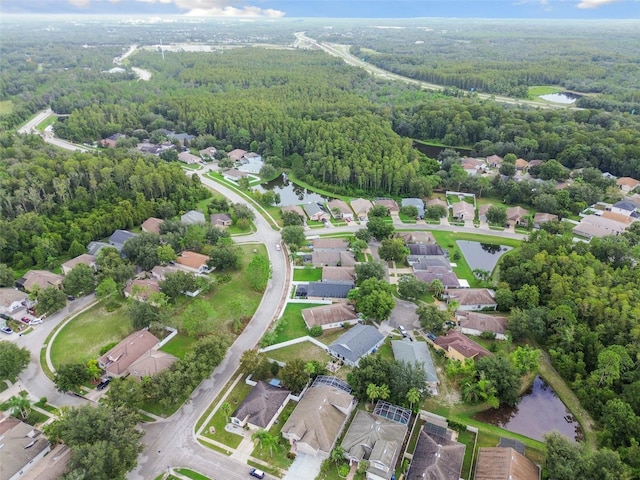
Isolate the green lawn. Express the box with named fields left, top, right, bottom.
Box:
left=159, top=333, right=198, bottom=360
left=266, top=341, right=331, bottom=364
left=227, top=221, right=254, bottom=235
left=175, top=468, right=212, bottom=480
left=201, top=380, right=253, bottom=449
left=292, top=267, right=322, bottom=282
left=36, top=115, right=56, bottom=131
left=250, top=402, right=296, bottom=472
left=272, top=303, right=320, bottom=343
left=0, top=100, right=13, bottom=115
left=398, top=213, right=417, bottom=224
left=50, top=300, right=133, bottom=368
left=528, top=85, right=563, bottom=98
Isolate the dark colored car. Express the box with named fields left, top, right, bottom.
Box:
left=67, top=295, right=75, bottom=301
left=1, top=326, right=13, bottom=334
left=97, top=377, right=112, bottom=390
left=249, top=469, right=265, bottom=479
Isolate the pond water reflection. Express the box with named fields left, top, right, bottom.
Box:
left=539, top=92, right=581, bottom=104
left=475, top=376, right=583, bottom=442
left=456, top=240, right=512, bottom=272
left=254, top=176, right=329, bottom=206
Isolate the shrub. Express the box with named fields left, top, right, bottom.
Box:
left=269, top=361, right=280, bottom=376
left=104, top=299, right=121, bottom=312
left=480, top=331, right=496, bottom=340
left=99, top=342, right=118, bottom=355
left=309, top=325, right=323, bottom=337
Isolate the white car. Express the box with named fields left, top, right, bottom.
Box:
left=31, top=317, right=43, bottom=325
left=275, top=244, right=281, bottom=251
left=399, top=325, right=408, bottom=336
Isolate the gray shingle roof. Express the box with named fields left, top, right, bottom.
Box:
left=108, top=230, right=137, bottom=249
left=231, top=381, right=291, bottom=429
left=406, top=427, right=466, bottom=480
left=408, top=244, right=445, bottom=256
left=391, top=339, right=438, bottom=384
left=328, top=324, right=384, bottom=365
left=401, top=198, right=425, bottom=216
left=307, top=281, right=354, bottom=299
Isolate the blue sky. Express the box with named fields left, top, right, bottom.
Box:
left=0, top=0, right=637, bottom=18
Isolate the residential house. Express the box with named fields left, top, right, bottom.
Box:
left=327, top=199, right=354, bottom=221
left=617, top=176, right=640, bottom=194
left=0, top=288, right=28, bottom=315
left=396, top=231, right=435, bottom=244
left=573, top=214, right=631, bottom=238
left=533, top=212, right=558, bottom=228
left=414, top=268, right=460, bottom=290
left=475, top=447, right=540, bottom=480
left=237, top=152, right=263, bottom=174
left=61, top=254, right=97, bottom=276
left=601, top=210, right=636, bottom=226
left=406, top=423, right=466, bottom=480
left=98, top=329, right=160, bottom=377
left=175, top=251, right=211, bottom=274
left=109, top=230, right=138, bottom=251
left=392, top=339, right=439, bottom=387
left=528, top=159, right=544, bottom=169
left=307, top=281, right=354, bottom=301
left=610, top=200, right=637, bottom=216
left=230, top=381, right=291, bottom=430
left=451, top=202, right=475, bottom=220
left=313, top=238, right=349, bottom=251
left=327, top=324, right=385, bottom=367
left=281, top=377, right=355, bottom=458
left=433, top=330, right=492, bottom=361
left=515, top=158, right=529, bottom=172
left=445, top=288, right=497, bottom=311
left=572, top=222, right=612, bottom=239
left=163, top=131, right=195, bottom=145
left=141, top=217, right=164, bottom=235
left=199, top=146, right=217, bottom=160
left=178, top=151, right=201, bottom=165
left=180, top=210, right=206, bottom=225
left=322, top=266, right=356, bottom=283
left=506, top=206, right=529, bottom=226
left=99, top=133, right=125, bottom=148
left=227, top=148, right=248, bottom=162
left=375, top=199, right=400, bottom=214
left=0, top=414, right=51, bottom=480
left=304, top=203, right=330, bottom=222
left=350, top=198, right=374, bottom=221
left=128, top=349, right=177, bottom=381
left=627, top=194, right=640, bottom=209
left=150, top=264, right=191, bottom=282
left=15, top=270, right=63, bottom=293
left=123, top=278, right=161, bottom=302
left=310, top=251, right=356, bottom=267
left=222, top=169, right=248, bottom=182
left=86, top=241, right=111, bottom=256
left=409, top=256, right=452, bottom=271
left=461, top=158, right=481, bottom=176
left=401, top=198, right=425, bottom=218
left=281, top=205, right=306, bottom=221
left=302, top=303, right=359, bottom=330
left=457, top=312, right=509, bottom=340
left=210, top=213, right=233, bottom=228
left=486, top=154, right=504, bottom=168
left=341, top=407, right=409, bottom=480
left=478, top=204, right=492, bottom=222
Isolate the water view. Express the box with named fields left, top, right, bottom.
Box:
left=254, top=176, right=329, bottom=206
left=475, top=376, right=583, bottom=442
left=538, top=92, right=581, bottom=104
left=456, top=240, right=512, bottom=272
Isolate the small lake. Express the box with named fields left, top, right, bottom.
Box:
left=254, top=176, right=329, bottom=206
left=538, top=92, right=581, bottom=104
left=475, top=376, right=583, bottom=442
left=456, top=240, right=512, bottom=272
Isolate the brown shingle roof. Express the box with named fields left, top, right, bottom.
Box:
left=98, top=330, right=160, bottom=376
left=141, top=217, right=164, bottom=234
left=322, top=266, right=356, bottom=283
left=128, top=349, right=177, bottom=380
left=452, top=202, right=474, bottom=219
left=475, top=447, right=540, bottom=480
left=311, top=251, right=356, bottom=267
left=414, top=269, right=460, bottom=289
left=533, top=212, right=558, bottom=225
left=506, top=206, right=528, bottom=222
left=176, top=251, right=210, bottom=270
left=457, top=312, right=508, bottom=335
left=313, top=238, right=349, bottom=251
left=375, top=199, right=400, bottom=213
left=617, top=176, right=640, bottom=188
left=446, top=288, right=496, bottom=307
left=61, top=254, right=97, bottom=273
left=123, top=278, right=161, bottom=301
left=434, top=330, right=492, bottom=360
left=350, top=198, right=374, bottom=216
left=282, top=205, right=306, bottom=217
left=302, top=303, right=359, bottom=328
left=17, top=270, right=64, bottom=292
left=228, top=148, right=248, bottom=161
left=327, top=199, right=353, bottom=217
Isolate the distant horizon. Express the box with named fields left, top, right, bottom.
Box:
left=1, top=0, right=638, bottom=20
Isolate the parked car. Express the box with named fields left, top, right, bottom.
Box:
left=30, top=317, right=43, bottom=325
left=96, top=377, right=112, bottom=390
left=399, top=325, right=407, bottom=337
left=249, top=469, right=265, bottom=479
left=67, top=295, right=75, bottom=301
left=275, top=244, right=281, bottom=251
left=426, top=332, right=437, bottom=341
left=1, top=326, right=13, bottom=334
left=27, top=307, right=36, bottom=315
left=20, top=316, right=32, bottom=325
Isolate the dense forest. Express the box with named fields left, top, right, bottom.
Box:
left=0, top=136, right=208, bottom=269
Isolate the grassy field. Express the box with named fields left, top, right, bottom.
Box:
left=159, top=333, right=198, bottom=360
left=528, top=85, right=563, bottom=98
left=175, top=469, right=212, bottom=480
left=0, top=100, right=13, bottom=115
left=36, top=115, right=56, bottom=131
left=292, top=267, right=322, bottom=282
left=201, top=380, right=253, bottom=449
left=266, top=341, right=331, bottom=364
left=50, top=300, right=133, bottom=368
left=272, top=303, right=320, bottom=343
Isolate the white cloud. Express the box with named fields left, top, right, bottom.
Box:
left=134, top=0, right=285, bottom=16
left=576, top=0, right=622, bottom=8
left=68, top=0, right=92, bottom=7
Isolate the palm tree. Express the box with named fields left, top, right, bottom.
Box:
left=447, top=300, right=460, bottom=316
left=378, top=384, right=390, bottom=401
left=330, top=446, right=345, bottom=465
left=86, top=359, right=101, bottom=382
left=220, top=402, right=232, bottom=424
left=406, top=387, right=421, bottom=412
left=7, top=394, right=31, bottom=421
left=366, top=383, right=381, bottom=404
left=430, top=279, right=445, bottom=299
left=251, top=430, right=280, bottom=458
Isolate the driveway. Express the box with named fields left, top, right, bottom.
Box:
left=386, top=298, right=420, bottom=332
left=283, top=453, right=323, bottom=480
